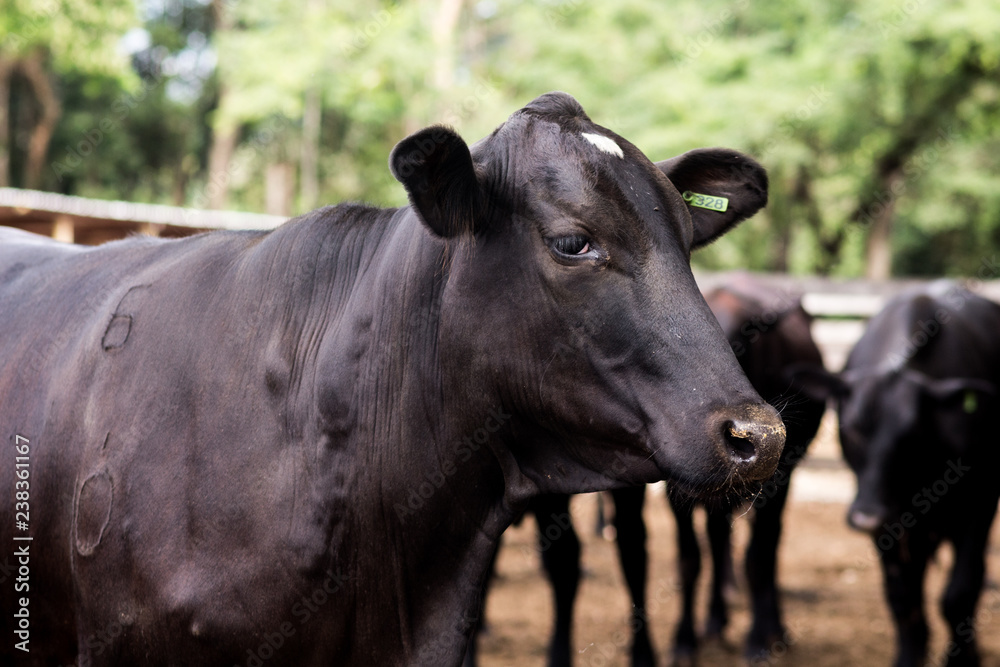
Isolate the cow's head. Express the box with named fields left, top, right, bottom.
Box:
left=796, top=363, right=995, bottom=533
left=389, top=92, right=785, bottom=499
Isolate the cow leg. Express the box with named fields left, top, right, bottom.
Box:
left=667, top=492, right=701, bottom=666
left=534, top=494, right=580, bottom=667
left=462, top=540, right=501, bottom=667
left=611, top=486, right=656, bottom=667
left=744, top=482, right=791, bottom=658
left=880, top=537, right=931, bottom=667
left=940, top=512, right=997, bottom=667
left=705, top=506, right=735, bottom=641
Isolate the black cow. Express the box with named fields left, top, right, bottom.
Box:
left=470, top=281, right=824, bottom=667
left=802, top=284, right=1000, bottom=667
left=0, top=92, right=785, bottom=666
left=668, top=282, right=826, bottom=665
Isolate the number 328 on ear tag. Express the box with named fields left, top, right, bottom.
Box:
left=682, top=191, right=729, bottom=212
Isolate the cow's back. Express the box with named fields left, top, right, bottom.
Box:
left=0, top=209, right=409, bottom=664
left=847, top=284, right=1000, bottom=379
left=0, top=227, right=302, bottom=663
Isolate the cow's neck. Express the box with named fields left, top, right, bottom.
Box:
left=300, top=208, right=531, bottom=664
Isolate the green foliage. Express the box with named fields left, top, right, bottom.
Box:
left=20, top=0, right=1000, bottom=277
left=2, top=0, right=136, bottom=77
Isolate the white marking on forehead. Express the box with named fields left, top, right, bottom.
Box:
left=580, top=132, right=624, bottom=159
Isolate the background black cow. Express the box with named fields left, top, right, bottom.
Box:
left=668, top=282, right=826, bottom=665
left=802, top=283, right=1000, bottom=667
left=0, top=92, right=785, bottom=666
left=469, top=280, right=825, bottom=667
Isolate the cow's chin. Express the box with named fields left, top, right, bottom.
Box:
left=511, top=440, right=666, bottom=496
left=649, top=443, right=767, bottom=503
left=517, top=449, right=764, bottom=502
left=510, top=427, right=772, bottom=500
left=661, top=466, right=765, bottom=505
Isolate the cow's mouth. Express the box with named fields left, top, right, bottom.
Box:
left=663, top=465, right=766, bottom=504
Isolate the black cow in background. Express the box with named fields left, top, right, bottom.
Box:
left=801, top=284, right=1000, bottom=667
left=668, top=281, right=826, bottom=665
left=468, top=280, right=825, bottom=667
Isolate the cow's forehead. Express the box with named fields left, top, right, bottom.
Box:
left=466, top=93, right=692, bottom=248
left=579, top=131, right=625, bottom=158
left=496, top=110, right=638, bottom=169
left=477, top=110, right=676, bottom=217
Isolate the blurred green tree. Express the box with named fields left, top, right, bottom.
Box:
left=0, top=0, right=136, bottom=188
left=19, top=0, right=1000, bottom=278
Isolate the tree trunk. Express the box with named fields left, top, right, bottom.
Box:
left=206, top=0, right=237, bottom=210
left=851, top=52, right=983, bottom=278
left=768, top=166, right=790, bottom=272
left=863, top=170, right=902, bottom=279
left=206, top=119, right=237, bottom=209
left=793, top=164, right=844, bottom=275
left=265, top=162, right=294, bottom=216
left=19, top=53, right=60, bottom=190
left=0, top=59, right=13, bottom=187
left=864, top=208, right=894, bottom=280
left=432, top=0, right=464, bottom=92
left=300, top=86, right=320, bottom=212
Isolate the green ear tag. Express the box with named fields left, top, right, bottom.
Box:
left=963, top=390, right=978, bottom=414
left=682, top=191, right=729, bottom=213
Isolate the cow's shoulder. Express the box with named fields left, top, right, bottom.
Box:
left=0, top=226, right=85, bottom=268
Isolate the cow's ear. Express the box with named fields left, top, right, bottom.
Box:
left=785, top=364, right=848, bottom=402
left=390, top=126, right=482, bottom=238
left=655, top=148, right=768, bottom=249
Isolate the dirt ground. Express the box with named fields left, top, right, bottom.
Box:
left=475, top=413, right=1000, bottom=667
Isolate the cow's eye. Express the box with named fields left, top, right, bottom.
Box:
left=550, top=235, right=591, bottom=257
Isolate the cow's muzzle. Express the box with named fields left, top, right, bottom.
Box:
left=716, top=404, right=786, bottom=482
left=846, top=500, right=886, bottom=534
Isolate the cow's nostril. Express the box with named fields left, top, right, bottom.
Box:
left=713, top=408, right=785, bottom=483
left=724, top=421, right=758, bottom=462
